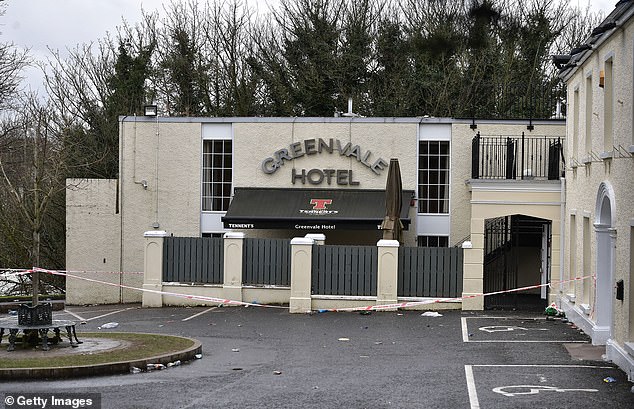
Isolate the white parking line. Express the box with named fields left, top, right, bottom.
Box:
left=471, top=364, right=614, bottom=369
left=465, top=364, right=614, bottom=408
left=461, top=316, right=588, bottom=343
left=182, top=306, right=217, bottom=321
left=465, top=365, right=480, bottom=409
left=86, top=306, right=137, bottom=322
left=63, top=309, right=85, bottom=321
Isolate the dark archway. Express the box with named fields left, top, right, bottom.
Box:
left=483, top=215, right=551, bottom=311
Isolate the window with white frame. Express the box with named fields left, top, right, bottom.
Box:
left=417, top=235, right=449, bottom=247
left=418, top=141, right=450, bottom=214
left=202, top=139, right=232, bottom=211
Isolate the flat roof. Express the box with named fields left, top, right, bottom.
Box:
left=119, top=115, right=565, bottom=126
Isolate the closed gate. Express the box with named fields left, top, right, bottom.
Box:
left=398, top=247, right=463, bottom=298
left=242, top=238, right=291, bottom=286
left=162, top=237, right=224, bottom=283
left=312, top=245, right=377, bottom=296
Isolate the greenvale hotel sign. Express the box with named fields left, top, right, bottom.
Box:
left=261, top=138, right=388, bottom=186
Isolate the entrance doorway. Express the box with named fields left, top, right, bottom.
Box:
left=594, top=183, right=615, bottom=338
left=483, top=215, right=551, bottom=311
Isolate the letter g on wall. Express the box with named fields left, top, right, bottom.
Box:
left=261, top=157, right=280, bottom=174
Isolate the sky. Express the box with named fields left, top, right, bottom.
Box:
left=0, top=0, right=619, bottom=92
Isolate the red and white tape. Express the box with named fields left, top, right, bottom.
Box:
left=8, top=267, right=593, bottom=313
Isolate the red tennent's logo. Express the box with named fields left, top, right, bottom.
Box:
left=300, top=198, right=338, bottom=215
left=310, top=199, right=333, bottom=210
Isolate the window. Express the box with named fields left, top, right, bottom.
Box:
left=417, top=236, right=449, bottom=247
left=569, top=214, right=576, bottom=293
left=603, top=58, right=614, bottom=152
left=418, top=141, right=450, bottom=213
left=202, top=139, right=232, bottom=211
left=582, top=216, right=591, bottom=305
left=584, top=75, right=593, bottom=157
left=572, top=89, right=579, bottom=161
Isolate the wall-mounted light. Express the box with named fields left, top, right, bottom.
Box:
left=599, top=70, right=605, bottom=88
left=143, top=105, right=158, bottom=116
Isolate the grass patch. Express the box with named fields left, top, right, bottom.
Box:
left=0, top=333, right=195, bottom=369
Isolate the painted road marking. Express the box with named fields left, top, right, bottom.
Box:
left=85, top=306, right=137, bottom=322
left=465, top=365, right=481, bottom=409
left=461, top=317, right=588, bottom=343
left=465, top=364, right=614, bottom=409
left=479, top=325, right=548, bottom=333
left=492, top=385, right=599, bottom=397
left=62, top=309, right=85, bottom=321
left=182, top=306, right=218, bottom=321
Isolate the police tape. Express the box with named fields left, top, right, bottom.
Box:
left=330, top=274, right=594, bottom=312
left=1, top=268, right=143, bottom=276
left=32, top=267, right=287, bottom=309
left=24, top=267, right=592, bottom=313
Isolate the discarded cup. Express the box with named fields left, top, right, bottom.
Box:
left=232, top=348, right=240, bottom=352
left=273, top=370, right=282, bottom=375
left=98, top=322, right=119, bottom=329
left=130, top=367, right=142, bottom=374
left=167, top=360, right=181, bottom=368
left=195, top=354, right=203, bottom=359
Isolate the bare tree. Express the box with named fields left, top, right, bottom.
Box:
left=0, top=93, right=69, bottom=303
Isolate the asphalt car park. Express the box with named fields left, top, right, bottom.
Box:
left=1, top=305, right=633, bottom=408
left=461, top=315, right=590, bottom=343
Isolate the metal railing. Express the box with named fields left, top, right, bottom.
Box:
left=472, top=132, right=565, bottom=180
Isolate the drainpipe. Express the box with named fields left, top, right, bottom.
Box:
left=559, top=176, right=566, bottom=301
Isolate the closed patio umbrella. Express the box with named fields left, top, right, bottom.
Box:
left=381, top=158, right=403, bottom=244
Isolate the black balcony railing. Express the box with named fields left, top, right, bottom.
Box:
left=472, top=132, right=565, bottom=180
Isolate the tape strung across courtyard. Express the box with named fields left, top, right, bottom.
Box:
left=1, top=267, right=594, bottom=313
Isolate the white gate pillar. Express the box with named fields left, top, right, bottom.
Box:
left=289, top=237, right=314, bottom=313
left=143, top=230, right=169, bottom=307
left=223, top=232, right=245, bottom=303
left=377, top=239, right=399, bottom=310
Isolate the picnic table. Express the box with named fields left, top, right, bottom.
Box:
left=0, top=317, right=82, bottom=351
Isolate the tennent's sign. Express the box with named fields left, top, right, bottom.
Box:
left=261, top=138, right=388, bottom=186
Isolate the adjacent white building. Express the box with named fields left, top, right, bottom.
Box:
left=556, top=0, right=634, bottom=379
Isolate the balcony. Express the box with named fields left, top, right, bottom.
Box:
left=471, top=132, right=565, bottom=180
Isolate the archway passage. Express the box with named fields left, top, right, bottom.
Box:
left=483, top=215, right=551, bottom=311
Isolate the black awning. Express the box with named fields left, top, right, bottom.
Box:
left=222, top=188, right=413, bottom=231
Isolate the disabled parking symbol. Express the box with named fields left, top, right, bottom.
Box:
left=479, top=325, right=549, bottom=333
left=493, top=385, right=598, bottom=397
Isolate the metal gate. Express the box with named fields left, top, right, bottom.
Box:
left=242, top=238, right=291, bottom=286
left=311, top=245, right=377, bottom=296
left=162, top=237, right=224, bottom=284
left=398, top=247, right=463, bottom=298
left=483, top=215, right=549, bottom=311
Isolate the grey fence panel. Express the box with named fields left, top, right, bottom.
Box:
left=398, top=247, right=463, bottom=298
left=312, top=245, right=377, bottom=296
left=242, top=238, right=291, bottom=286
left=162, top=237, right=224, bottom=284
